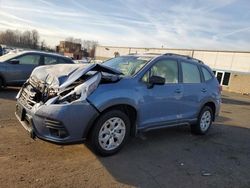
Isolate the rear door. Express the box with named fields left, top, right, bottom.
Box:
left=5, top=53, right=41, bottom=85
left=139, top=58, right=183, bottom=128
left=179, top=61, right=204, bottom=120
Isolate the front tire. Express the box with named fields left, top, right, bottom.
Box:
left=191, top=106, right=213, bottom=135
left=89, top=110, right=130, bottom=156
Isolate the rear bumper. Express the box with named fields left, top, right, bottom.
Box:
left=215, top=98, right=221, bottom=118
left=15, top=99, right=99, bottom=144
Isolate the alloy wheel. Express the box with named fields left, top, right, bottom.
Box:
left=200, top=110, right=211, bottom=131
left=98, top=117, right=126, bottom=151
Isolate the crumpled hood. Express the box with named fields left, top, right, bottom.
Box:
left=30, top=63, right=122, bottom=90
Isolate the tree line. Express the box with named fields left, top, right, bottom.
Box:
left=65, top=37, right=98, bottom=57
left=0, top=29, right=40, bottom=49
left=0, top=29, right=99, bottom=56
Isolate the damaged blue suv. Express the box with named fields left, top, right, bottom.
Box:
left=16, top=53, right=221, bottom=156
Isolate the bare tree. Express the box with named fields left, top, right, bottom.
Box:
left=22, top=30, right=32, bottom=48
left=31, top=30, right=39, bottom=49
left=65, top=37, right=81, bottom=44
left=40, top=40, right=46, bottom=50
left=0, top=29, right=40, bottom=49
left=81, top=40, right=98, bottom=58
left=65, top=37, right=74, bottom=43
left=64, top=37, right=99, bottom=58
left=81, top=40, right=98, bottom=51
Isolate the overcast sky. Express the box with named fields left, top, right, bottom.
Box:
left=0, top=0, right=250, bottom=50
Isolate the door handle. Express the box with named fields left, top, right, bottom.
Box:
left=201, top=88, right=207, bottom=92
left=175, top=89, right=182, bottom=93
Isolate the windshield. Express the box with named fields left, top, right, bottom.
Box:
left=0, top=52, right=19, bottom=62
left=103, top=56, right=153, bottom=76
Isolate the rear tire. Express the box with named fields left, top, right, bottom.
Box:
left=191, top=106, right=213, bottom=135
left=89, top=110, right=130, bottom=156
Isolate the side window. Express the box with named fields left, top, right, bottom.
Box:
left=181, top=62, right=201, bottom=83
left=202, top=67, right=213, bottom=81
left=44, top=56, right=58, bottom=65
left=142, top=59, right=178, bottom=84
left=17, top=54, right=40, bottom=65
left=58, top=58, right=66, bottom=64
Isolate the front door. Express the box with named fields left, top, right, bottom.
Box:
left=138, top=58, right=183, bottom=129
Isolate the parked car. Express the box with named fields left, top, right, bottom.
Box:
left=15, top=53, right=221, bottom=156
left=0, top=51, right=74, bottom=88
left=0, top=45, right=3, bottom=56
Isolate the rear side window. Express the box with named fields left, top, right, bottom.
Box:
left=44, top=56, right=58, bottom=65
left=201, top=67, right=213, bottom=81
left=181, top=62, right=201, bottom=83
left=58, top=57, right=73, bottom=64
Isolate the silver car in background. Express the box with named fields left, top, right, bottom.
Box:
left=0, top=51, right=74, bottom=89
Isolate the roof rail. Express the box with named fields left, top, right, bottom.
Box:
left=143, top=52, right=163, bottom=55
left=164, top=53, right=204, bottom=64
left=128, top=52, right=162, bottom=56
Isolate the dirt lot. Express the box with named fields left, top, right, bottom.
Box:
left=0, top=88, right=250, bottom=188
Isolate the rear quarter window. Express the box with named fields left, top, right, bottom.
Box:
left=58, top=58, right=73, bottom=64
left=201, top=67, right=213, bottom=81
left=44, top=56, right=58, bottom=65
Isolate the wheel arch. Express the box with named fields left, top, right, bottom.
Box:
left=201, top=101, right=216, bottom=121
left=85, top=103, right=138, bottom=139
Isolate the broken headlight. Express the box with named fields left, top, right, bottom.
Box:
left=58, top=73, right=101, bottom=104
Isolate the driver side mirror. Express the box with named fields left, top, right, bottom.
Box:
left=148, top=75, right=165, bottom=88
left=9, top=59, right=20, bottom=64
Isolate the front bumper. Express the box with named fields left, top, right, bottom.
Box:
left=16, top=99, right=99, bottom=144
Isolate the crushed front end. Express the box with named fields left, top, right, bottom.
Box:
left=15, top=64, right=121, bottom=144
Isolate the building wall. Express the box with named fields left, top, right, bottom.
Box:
left=193, top=51, right=250, bottom=73
left=223, top=73, right=250, bottom=94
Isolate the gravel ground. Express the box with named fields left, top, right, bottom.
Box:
left=0, top=88, right=250, bottom=188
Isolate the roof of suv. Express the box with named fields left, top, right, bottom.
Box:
left=128, top=53, right=204, bottom=65
left=163, top=53, right=204, bottom=64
